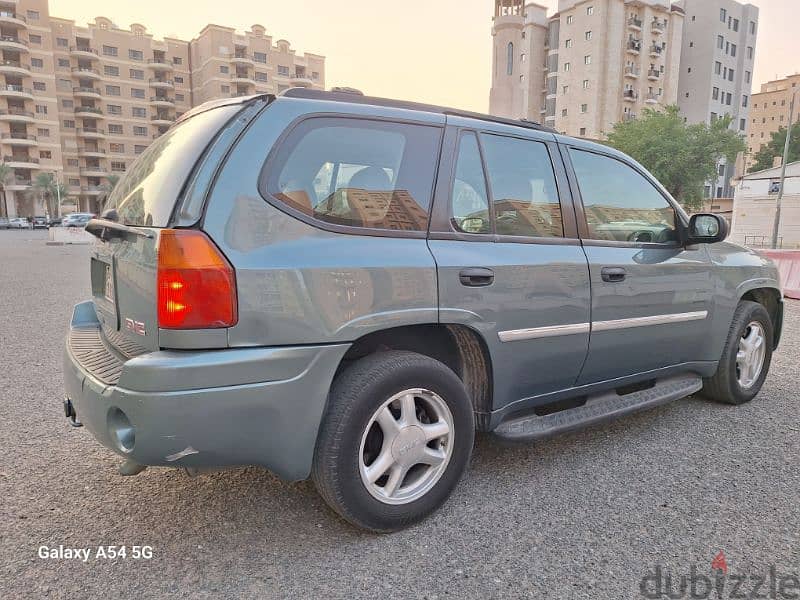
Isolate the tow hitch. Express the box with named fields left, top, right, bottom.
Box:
left=63, top=398, right=83, bottom=427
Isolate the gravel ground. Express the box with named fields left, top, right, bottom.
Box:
left=1, top=230, right=798, bottom=599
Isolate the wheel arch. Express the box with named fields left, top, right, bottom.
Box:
left=739, top=285, right=783, bottom=349
left=334, top=323, right=494, bottom=430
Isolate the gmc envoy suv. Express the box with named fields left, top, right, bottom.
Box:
left=63, top=89, right=783, bottom=532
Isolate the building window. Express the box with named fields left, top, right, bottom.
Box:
left=63, top=120, right=75, bottom=129
left=565, top=39, right=573, bottom=48
left=750, top=21, right=756, bottom=35
left=520, top=53, right=526, bottom=63
left=128, top=49, right=143, bottom=61
left=108, top=124, right=123, bottom=134
left=581, top=104, right=588, bottom=113
left=747, top=46, right=754, bottom=60
left=111, top=161, right=126, bottom=172
left=732, top=18, right=739, bottom=32
left=131, top=106, right=146, bottom=117
left=277, top=65, right=290, bottom=76
left=582, top=80, right=589, bottom=89
left=33, top=82, right=46, bottom=91
left=714, top=62, right=722, bottom=75
left=580, top=127, right=587, bottom=136
left=69, top=178, right=80, bottom=186
left=564, top=62, right=570, bottom=72
left=220, top=84, right=230, bottom=93
left=585, top=31, right=592, bottom=41
left=174, top=76, right=184, bottom=84
left=566, top=15, right=574, bottom=24
left=745, top=71, right=751, bottom=84
left=133, top=126, right=147, bottom=136
left=104, top=65, right=119, bottom=77
left=710, top=112, right=718, bottom=122
left=35, top=105, right=47, bottom=114
left=586, top=6, right=593, bottom=15
left=134, top=145, right=147, bottom=154
left=130, top=69, right=144, bottom=80
left=584, top=55, right=591, bottom=65
left=712, top=87, right=720, bottom=100
left=254, top=52, right=267, bottom=63
left=172, top=57, right=182, bottom=65
left=131, top=88, right=145, bottom=99
left=29, top=34, right=42, bottom=44
left=57, top=58, right=70, bottom=68
left=175, top=93, right=184, bottom=101
left=37, top=128, right=50, bottom=137
left=519, top=74, right=524, bottom=83
left=730, top=44, right=737, bottom=57
left=717, top=35, right=724, bottom=50
left=728, top=69, right=734, bottom=82
left=107, top=104, right=122, bottom=115
left=220, top=65, right=229, bottom=74
left=56, top=37, right=68, bottom=48
left=562, top=108, right=568, bottom=117
left=31, top=58, right=44, bottom=69
left=720, top=8, right=727, bottom=23
left=105, top=85, right=120, bottom=96
left=742, top=95, right=748, bottom=107
left=40, top=150, right=52, bottom=160
left=109, top=143, right=124, bottom=153
left=103, top=45, right=118, bottom=56
left=254, top=72, right=267, bottom=82
left=739, top=118, right=746, bottom=131
left=312, top=71, right=320, bottom=80
left=506, top=42, right=514, bottom=76
left=562, top=85, right=569, bottom=94
left=61, top=99, right=73, bottom=109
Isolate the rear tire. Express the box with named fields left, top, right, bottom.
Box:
left=701, top=300, right=773, bottom=405
left=312, top=351, right=475, bottom=532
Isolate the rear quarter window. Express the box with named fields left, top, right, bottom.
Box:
left=106, top=104, right=244, bottom=227
left=264, top=117, right=442, bottom=233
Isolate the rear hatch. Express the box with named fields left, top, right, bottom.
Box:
left=88, top=100, right=259, bottom=354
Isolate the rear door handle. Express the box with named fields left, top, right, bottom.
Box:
left=459, top=267, right=494, bottom=287
left=601, top=267, right=627, bottom=283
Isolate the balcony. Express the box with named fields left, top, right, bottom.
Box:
left=150, top=114, right=174, bottom=126
left=75, top=106, right=104, bottom=118
left=0, top=59, right=29, bottom=76
left=71, top=67, right=101, bottom=79
left=76, top=127, right=106, bottom=138
left=627, top=16, right=642, bottom=31
left=0, top=34, right=28, bottom=52
left=4, top=154, right=39, bottom=168
left=80, top=166, right=107, bottom=177
left=6, top=175, right=32, bottom=190
left=1, top=133, right=37, bottom=146
left=73, top=86, right=101, bottom=99
left=230, top=72, right=255, bottom=85
left=290, top=72, right=314, bottom=87
left=649, top=45, right=663, bottom=57
left=149, top=96, right=175, bottom=107
left=624, top=66, right=640, bottom=79
left=77, top=147, right=106, bottom=158
left=0, top=11, right=27, bottom=28
left=230, top=52, right=254, bottom=66
left=81, top=185, right=105, bottom=195
left=0, top=108, right=34, bottom=122
left=651, top=20, right=665, bottom=34
left=626, top=40, right=642, bottom=55
left=0, top=83, right=32, bottom=99
left=147, top=58, right=173, bottom=71
left=70, top=45, right=99, bottom=60
left=149, top=78, right=173, bottom=89
left=646, top=93, right=660, bottom=104
left=623, top=89, right=639, bottom=102
left=647, top=69, right=661, bottom=80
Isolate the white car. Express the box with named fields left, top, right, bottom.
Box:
left=8, top=218, right=31, bottom=229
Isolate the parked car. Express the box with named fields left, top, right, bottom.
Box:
left=48, top=217, right=62, bottom=227
left=0, top=217, right=9, bottom=229
left=63, top=90, right=783, bottom=532
left=8, top=217, right=30, bottom=229
left=62, top=213, right=93, bottom=228
left=32, top=215, right=48, bottom=229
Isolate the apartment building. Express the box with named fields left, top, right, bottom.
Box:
left=0, top=0, right=324, bottom=219
left=676, top=0, right=759, bottom=199
left=489, top=0, right=684, bottom=139
left=747, top=73, right=800, bottom=160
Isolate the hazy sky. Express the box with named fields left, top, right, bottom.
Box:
left=51, top=0, right=797, bottom=113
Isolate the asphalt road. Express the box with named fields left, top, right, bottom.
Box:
left=1, top=230, right=798, bottom=599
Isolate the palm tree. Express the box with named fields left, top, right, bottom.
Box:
left=99, top=174, right=120, bottom=209
left=0, top=162, right=11, bottom=218
left=32, top=172, right=57, bottom=218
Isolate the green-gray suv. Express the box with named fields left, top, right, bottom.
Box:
left=63, top=89, right=783, bottom=531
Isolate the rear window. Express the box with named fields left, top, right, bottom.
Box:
left=265, top=117, right=442, bottom=233
left=106, top=104, right=243, bottom=227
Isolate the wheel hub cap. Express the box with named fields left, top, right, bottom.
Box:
left=736, top=321, right=766, bottom=389
left=358, top=388, right=454, bottom=505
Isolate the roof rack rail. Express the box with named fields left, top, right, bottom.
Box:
left=280, top=88, right=555, bottom=133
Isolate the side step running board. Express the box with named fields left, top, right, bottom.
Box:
left=493, top=374, right=703, bottom=442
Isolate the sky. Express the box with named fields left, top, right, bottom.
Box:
left=50, top=0, right=798, bottom=113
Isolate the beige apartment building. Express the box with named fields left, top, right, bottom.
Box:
left=0, top=0, right=324, bottom=219
left=490, top=0, right=684, bottom=139
left=747, top=73, right=800, bottom=161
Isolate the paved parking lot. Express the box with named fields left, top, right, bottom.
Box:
left=1, top=229, right=798, bottom=599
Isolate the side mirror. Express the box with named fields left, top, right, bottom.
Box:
left=686, top=213, right=728, bottom=245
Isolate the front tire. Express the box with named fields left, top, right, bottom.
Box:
left=701, top=300, right=773, bottom=405
left=312, top=351, right=475, bottom=532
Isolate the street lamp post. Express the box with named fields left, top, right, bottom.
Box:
left=771, top=89, right=798, bottom=249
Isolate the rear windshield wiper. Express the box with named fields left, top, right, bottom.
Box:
left=85, top=215, right=155, bottom=241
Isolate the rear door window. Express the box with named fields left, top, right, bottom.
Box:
left=266, top=117, right=442, bottom=233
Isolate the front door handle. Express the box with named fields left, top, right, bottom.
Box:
left=601, top=267, right=627, bottom=283
left=459, top=267, right=494, bottom=287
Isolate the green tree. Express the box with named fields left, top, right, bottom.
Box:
left=32, top=172, right=65, bottom=218
left=605, top=106, right=746, bottom=211
left=0, top=162, right=11, bottom=217
left=749, top=122, right=800, bottom=173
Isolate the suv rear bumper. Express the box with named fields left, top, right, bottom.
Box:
left=63, top=301, right=349, bottom=480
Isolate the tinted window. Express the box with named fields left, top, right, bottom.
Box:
left=269, top=118, right=441, bottom=232
left=108, top=104, right=242, bottom=227
left=451, top=132, right=490, bottom=234
left=480, top=134, right=563, bottom=238
left=570, top=149, right=677, bottom=244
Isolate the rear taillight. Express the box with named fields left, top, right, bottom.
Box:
left=157, top=229, right=237, bottom=329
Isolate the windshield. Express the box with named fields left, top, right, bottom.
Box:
left=104, top=104, right=244, bottom=227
